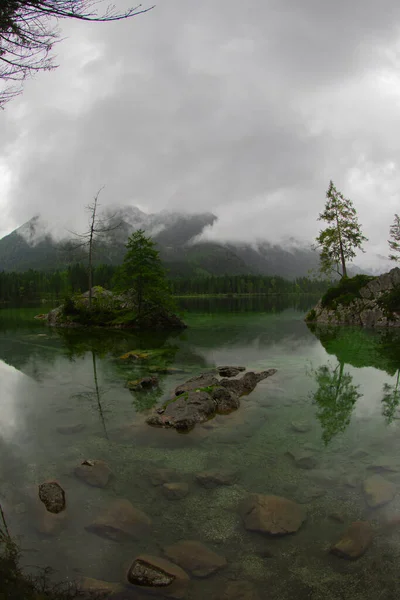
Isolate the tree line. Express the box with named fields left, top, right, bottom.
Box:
left=0, top=264, right=330, bottom=303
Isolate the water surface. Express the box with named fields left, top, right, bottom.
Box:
left=1, top=298, right=400, bottom=599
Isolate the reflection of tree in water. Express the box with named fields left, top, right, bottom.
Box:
left=308, top=324, right=400, bottom=433
left=381, top=370, right=400, bottom=424
left=309, top=362, right=362, bottom=444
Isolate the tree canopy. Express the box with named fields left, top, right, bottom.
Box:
left=314, top=180, right=367, bottom=278
left=114, top=229, right=172, bottom=318
left=0, top=1, right=154, bottom=107
left=388, top=213, right=400, bottom=262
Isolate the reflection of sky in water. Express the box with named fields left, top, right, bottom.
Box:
left=3, top=307, right=400, bottom=598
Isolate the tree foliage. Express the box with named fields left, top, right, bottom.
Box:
left=114, top=229, right=172, bottom=318
left=314, top=180, right=368, bottom=278
left=0, top=1, right=154, bottom=108
left=388, top=213, right=400, bottom=262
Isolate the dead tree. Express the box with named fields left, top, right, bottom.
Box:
left=68, top=186, right=121, bottom=308
left=0, top=1, right=154, bottom=108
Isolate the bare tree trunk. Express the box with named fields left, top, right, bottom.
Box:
left=336, top=211, right=347, bottom=278
left=88, top=194, right=98, bottom=309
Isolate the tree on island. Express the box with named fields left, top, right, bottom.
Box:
left=114, top=229, right=174, bottom=319
left=66, top=187, right=121, bottom=309
left=388, top=214, right=400, bottom=262
left=314, top=180, right=368, bottom=278
left=0, top=1, right=154, bottom=108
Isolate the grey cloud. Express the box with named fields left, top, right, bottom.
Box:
left=1, top=0, right=400, bottom=265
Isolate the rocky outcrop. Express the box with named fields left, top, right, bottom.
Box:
left=146, top=369, right=277, bottom=432
left=217, top=366, right=246, bottom=377
left=127, top=555, right=189, bottom=599
left=164, top=540, right=227, bottom=577
left=308, top=268, right=400, bottom=328
left=240, top=494, right=306, bottom=536
left=86, top=499, right=151, bottom=541
left=330, top=521, right=372, bottom=560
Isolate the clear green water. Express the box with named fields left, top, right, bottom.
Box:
left=1, top=298, right=400, bottom=599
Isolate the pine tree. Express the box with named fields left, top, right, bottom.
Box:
left=388, top=214, right=400, bottom=262
left=314, top=180, right=368, bottom=278
left=114, top=230, right=173, bottom=318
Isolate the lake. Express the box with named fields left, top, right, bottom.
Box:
left=1, top=297, right=400, bottom=599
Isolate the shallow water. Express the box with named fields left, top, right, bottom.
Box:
left=1, top=299, right=400, bottom=599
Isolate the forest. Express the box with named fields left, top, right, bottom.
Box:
left=0, top=263, right=331, bottom=303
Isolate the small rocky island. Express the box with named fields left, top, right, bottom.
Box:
left=146, top=366, right=277, bottom=432
left=306, top=268, right=400, bottom=327
left=36, top=286, right=186, bottom=330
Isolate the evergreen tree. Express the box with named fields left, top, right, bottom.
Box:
left=114, top=230, right=172, bottom=318
left=388, top=213, right=400, bottom=262
left=314, top=180, right=367, bottom=278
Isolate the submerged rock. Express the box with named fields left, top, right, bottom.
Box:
left=217, top=366, right=246, bottom=378
left=164, top=540, right=227, bottom=578
left=196, top=469, right=239, bottom=488
left=75, top=459, right=112, bottom=488
left=79, top=577, right=123, bottom=597
left=363, top=475, right=396, bottom=508
left=86, top=499, right=151, bottom=541
left=149, top=467, right=180, bottom=486
left=286, top=450, right=318, bottom=470
left=56, top=423, right=86, bottom=435
left=127, top=376, right=159, bottom=392
left=162, top=482, right=189, bottom=499
left=367, top=457, right=400, bottom=473
left=290, top=420, right=311, bottom=433
left=127, top=555, right=189, bottom=599
left=38, top=481, right=65, bottom=514
left=330, top=521, right=372, bottom=559
left=240, top=493, right=306, bottom=535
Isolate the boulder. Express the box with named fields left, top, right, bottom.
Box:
left=174, top=373, right=219, bottom=397
left=75, top=459, right=112, bottom=488
left=211, top=387, right=240, bottom=414
left=86, top=499, right=151, bottom=541
left=38, top=481, right=66, bottom=514
left=363, top=475, right=396, bottom=508
left=147, top=391, right=216, bottom=432
left=164, top=540, right=227, bottom=578
left=196, top=470, right=238, bottom=488
left=162, top=483, right=189, bottom=500
left=240, top=493, right=306, bottom=535
left=127, top=555, right=189, bottom=599
left=330, top=521, right=372, bottom=560
left=217, top=366, right=246, bottom=378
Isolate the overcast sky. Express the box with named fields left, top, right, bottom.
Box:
left=1, top=0, right=400, bottom=268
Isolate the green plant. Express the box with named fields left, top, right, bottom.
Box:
left=377, top=285, right=400, bottom=318
left=320, top=274, right=375, bottom=310
left=305, top=308, right=317, bottom=322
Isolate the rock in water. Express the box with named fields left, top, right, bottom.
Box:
left=330, top=521, right=372, bottom=559
left=75, top=459, right=112, bottom=488
left=218, top=580, right=260, bottom=600
left=221, top=370, right=277, bottom=396
left=217, top=366, right=246, bottom=377
left=86, top=499, right=151, bottom=542
left=211, top=387, right=240, bottom=414
left=363, top=475, right=396, bottom=508
left=162, top=482, right=189, bottom=499
left=164, top=540, right=227, bottom=577
left=147, top=390, right=216, bottom=432
left=127, top=376, right=159, bottom=391
left=240, top=493, right=306, bottom=535
left=174, top=373, right=219, bottom=396
left=196, top=470, right=238, bottom=488
left=38, top=481, right=65, bottom=514
left=127, top=555, right=189, bottom=599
